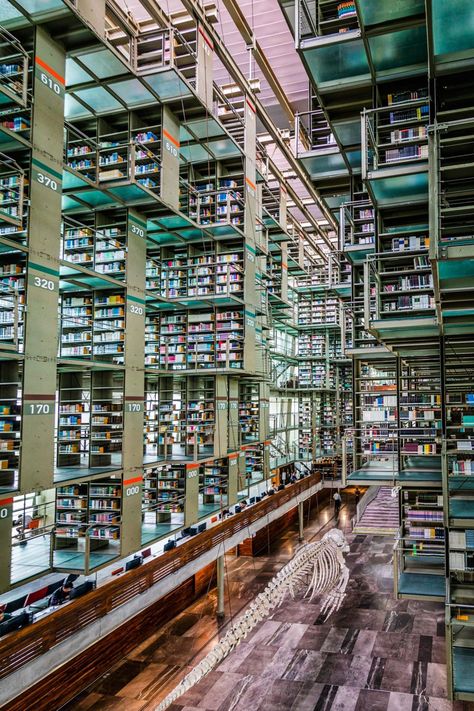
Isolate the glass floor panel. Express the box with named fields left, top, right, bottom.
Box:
left=450, top=499, right=474, bottom=519
left=198, top=503, right=223, bottom=519
left=141, top=522, right=181, bottom=545
left=453, top=647, right=474, bottom=695
left=432, top=0, right=474, bottom=62
left=397, top=469, right=442, bottom=483
left=348, top=469, right=396, bottom=482
left=398, top=572, right=445, bottom=597
left=11, top=537, right=51, bottom=585
left=54, top=464, right=122, bottom=484
left=357, top=0, right=425, bottom=27
left=53, top=549, right=119, bottom=571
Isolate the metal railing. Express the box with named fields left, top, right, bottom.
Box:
left=0, top=470, right=322, bottom=685
left=361, top=98, right=429, bottom=179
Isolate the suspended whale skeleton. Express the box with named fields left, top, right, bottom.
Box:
left=155, top=528, right=350, bottom=711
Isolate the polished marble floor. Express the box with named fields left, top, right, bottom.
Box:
left=63, top=498, right=472, bottom=711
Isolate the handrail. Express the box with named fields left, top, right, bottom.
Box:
left=0, top=470, right=321, bottom=682
left=354, top=485, right=377, bottom=524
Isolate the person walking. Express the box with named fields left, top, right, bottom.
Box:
left=354, top=487, right=361, bottom=505
left=333, top=490, right=342, bottom=516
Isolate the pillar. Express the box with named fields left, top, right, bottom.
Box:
left=216, top=554, right=225, bottom=618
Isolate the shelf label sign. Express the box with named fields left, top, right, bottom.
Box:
left=35, top=56, right=65, bottom=99
left=186, top=465, right=199, bottom=479
left=28, top=261, right=59, bottom=294
left=24, top=397, right=55, bottom=416
left=127, top=297, right=145, bottom=317
left=163, top=129, right=180, bottom=162
left=217, top=401, right=227, bottom=411
left=126, top=402, right=142, bottom=413
left=31, top=159, right=62, bottom=194
left=128, top=215, right=146, bottom=240
left=124, top=476, right=142, bottom=497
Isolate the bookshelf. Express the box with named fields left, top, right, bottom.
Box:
left=298, top=394, right=313, bottom=459
left=399, top=489, right=445, bottom=580
left=55, top=483, right=88, bottom=540
left=242, top=443, right=265, bottom=487
left=62, top=212, right=127, bottom=280
left=180, top=158, right=246, bottom=232
left=186, top=377, right=215, bottom=459
left=56, top=371, right=124, bottom=471
left=153, top=246, right=245, bottom=302
left=365, top=86, right=430, bottom=175
left=239, top=381, right=260, bottom=442
left=0, top=360, right=21, bottom=492
left=0, top=247, right=25, bottom=351
left=355, top=358, right=398, bottom=472
left=59, top=289, right=126, bottom=364
left=199, top=457, right=228, bottom=515
left=54, top=478, right=122, bottom=557
left=142, top=464, right=185, bottom=529
left=399, top=356, right=441, bottom=460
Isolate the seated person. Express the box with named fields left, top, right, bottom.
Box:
left=0, top=604, right=11, bottom=623
left=49, top=581, right=73, bottom=607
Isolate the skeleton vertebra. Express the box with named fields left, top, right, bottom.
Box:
left=155, top=528, right=350, bottom=711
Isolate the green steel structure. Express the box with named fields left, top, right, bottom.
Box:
left=0, top=0, right=352, bottom=634
left=283, top=0, right=474, bottom=699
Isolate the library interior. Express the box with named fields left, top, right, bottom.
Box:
left=0, top=0, right=473, bottom=709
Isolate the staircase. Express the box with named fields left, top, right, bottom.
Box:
left=353, top=486, right=399, bottom=536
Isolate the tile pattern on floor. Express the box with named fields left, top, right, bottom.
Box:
left=63, top=503, right=472, bottom=711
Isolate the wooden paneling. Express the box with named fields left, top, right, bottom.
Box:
left=0, top=472, right=321, bottom=707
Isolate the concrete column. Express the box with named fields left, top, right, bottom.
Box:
left=216, top=554, right=225, bottom=619
left=298, top=500, right=304, bottom=542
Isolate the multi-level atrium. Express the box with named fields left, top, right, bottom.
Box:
left=0, top=0, right=473, bottom=709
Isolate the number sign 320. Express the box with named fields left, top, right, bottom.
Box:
left=33, top=276, right=55, bottom=291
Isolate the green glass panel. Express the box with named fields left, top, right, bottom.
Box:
left=0, top=0, right=23, bottom=22
left=16, top=0, right=65, bottom=13
left=63, top=171, right=89, bottom=190
left=332, top=119, right=360, bottom=147
left=368, top=26, right=427, bottom=74
left=61, top=195, right=82, bottom=211
left=179, top=143, right=209, bottom=162
left=78, top=189, right=117, bottom=207
left=108, top=78, right=154, bottom=107
left=177, top=228, right=207, bottom=240
left=208, top=138, right=241, bottom=159
left=74, top=87, right=122, bottom=113
left=179, top=126, right=194, bottom=142
left=346, top=150, right=361, bottom=169
left=304, top=40, right=370, bottom=87
left=453, top=648, right=474, bottom=695
left=325, top=194, right=350, bottom=209
left=433, top=0, right=474, bottom=58
left=77, top=49, right=127, bottom=79
left=185, top=118, right=225, bottom=140
left=66, top=58, right=92, bottom=87
left=370, top=171, right=428, bottom=204
left=157, top=215, right=190, bottom=229
left=301, top=150, right=347, bottom=177
left=65, top=94, right=91, bottom=119
left=144, top=71, right=192, bottom=101
left=358, top=0, right=424, bottom=27
left=439, top=260, right=474, bottom=280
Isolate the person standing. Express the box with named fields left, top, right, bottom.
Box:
left=333, top=490, right=342, bottom=516
left=354, top=487, right=361, bottom=505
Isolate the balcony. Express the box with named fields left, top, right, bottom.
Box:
left=362, top=97, right=429, bottom=207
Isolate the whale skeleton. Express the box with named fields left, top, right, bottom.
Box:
left=155, top=528, right=350, bottom=711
